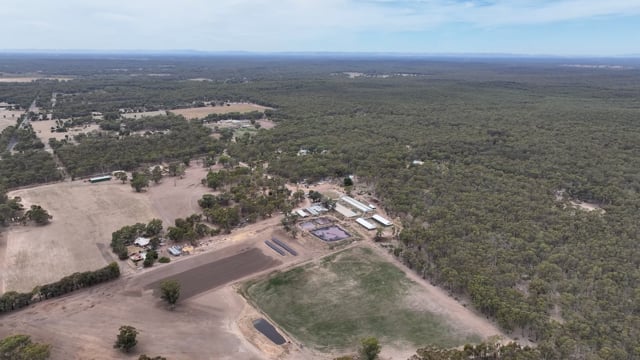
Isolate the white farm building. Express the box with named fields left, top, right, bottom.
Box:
left=356, top=218, right=377, bottom=230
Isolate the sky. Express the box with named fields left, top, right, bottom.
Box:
left=1, top=0, right=640, bottom=56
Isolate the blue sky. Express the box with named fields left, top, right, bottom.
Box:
left=1, top=0, right=639, bottom=55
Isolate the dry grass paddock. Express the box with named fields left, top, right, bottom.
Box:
left=170, top=103, right=271, bottom=120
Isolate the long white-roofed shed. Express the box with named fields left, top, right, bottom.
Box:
left=356, top=218, right=377, bottom=230
left=341, top=196, right=373, bottom=213
left=371, top=214, right=393, bottom=227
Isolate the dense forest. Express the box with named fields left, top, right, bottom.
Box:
left=1, top=55, right=640, bottom=358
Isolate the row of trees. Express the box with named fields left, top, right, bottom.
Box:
left=0, top=262, right=120, bottom=314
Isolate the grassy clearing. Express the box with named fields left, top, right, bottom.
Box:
left=245, top=246, right=479, bottom=351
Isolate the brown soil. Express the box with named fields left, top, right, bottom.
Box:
left=169, top=104, right=271, bottom=120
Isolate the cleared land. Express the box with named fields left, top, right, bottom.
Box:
left=169, top=103, right=271, bottom=119
left=0, top=164, right=218, bottom=293
left=147, top=248, right=281, bottom=299
left=31, top=120, right=103, bottom=149
left=245, top=246, right=483, bottom=353
left=0, top=110, right=22, bottom=131
left=2, top=181, right=157, bottom=292
left=0, top=242, right=283, bottom=360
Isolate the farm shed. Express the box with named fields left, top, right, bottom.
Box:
left=334, top=203, right=357, bottom=218
left=89, top=175, right=111, bottom=183
left=306, top=205, right=328, bottom=216
left=371, top=214, right=392, bottom=227
left=341, top=196, right=373, bottom=213
left=296, top=209, right=309, bottom=218
left=356, top=218, right=377, bottom=230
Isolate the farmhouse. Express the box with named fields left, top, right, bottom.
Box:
left=295, top=209, right=309, bottom=218
left=356, top=217, right=377, bottom=230
left=134, top=237, right=151, bottom=247
left=371, top=214, right=392, bottom=227
left=341, top=196, right=373, bottom=214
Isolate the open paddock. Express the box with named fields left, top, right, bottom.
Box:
left=30, top=119, right=103, bottom=145
left=0, top=109, right=23, bottom=129
left=170, top=103, right=271, bottom=119
left=245, top=246, right=487, bottom=355
left=0, top=163, right=217, bottom=293
left=1, top=181, right=157, bottom=293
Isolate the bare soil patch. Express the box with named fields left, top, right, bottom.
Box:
left=170, top=103, right=271, bottom=120
left=147, top=248, right=281, bottom=300
left=30, top=120, right=103, bottom=148
left=1, top=181, right=156, bottom=293
left=0, top=109, right=23, bottom=131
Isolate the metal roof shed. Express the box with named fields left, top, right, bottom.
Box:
left=341, top=196, right=373, bottom=213
left=371, top=214, right=393, bottom=227
left=356, top=218, right=377, bottom=230
left=334, top=203, right=357, bottom=218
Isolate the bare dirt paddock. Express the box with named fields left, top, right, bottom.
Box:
left=0, top=242, right=285, bottom=360
left=169, top=103, right=271, bottom=120
left=0, top=164, right=213, bottom=293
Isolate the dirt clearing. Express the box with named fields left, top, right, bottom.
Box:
left=30, top=120, right=103, bottom=149
left=0, top=110, right=23, bottom=131
left=147, top=248, right=281, bottom=300
left=1, top=181, right=156, bottom=293
left=170, top=103, right=271, bottom=119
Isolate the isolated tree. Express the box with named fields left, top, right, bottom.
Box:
left=24, top=205, right=52, bottom=225
left=293, top=189, right=305, bottom=204
left=160, top=280, right=180, bottom=309
left=151, top=166, right=163, bottom=184
left=359, top=337, right=381, bottom=360
left=116, top=172, right=128, bottom=184
left=0, top=334, right=50, bottom=360
left=343, top=177, right=354, bottom=187
left=114, top=325, right=138, bottom=353
left=374, top=228, right=384, bottom=242
left=308, top=190, right=323, bottom=202
left=130, top=171, right=149, bottom=192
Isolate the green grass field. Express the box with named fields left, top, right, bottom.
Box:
left=245, top=247, right=480, bottom=351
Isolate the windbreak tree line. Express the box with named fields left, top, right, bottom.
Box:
left=0, top=262, right=120, bottom=314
